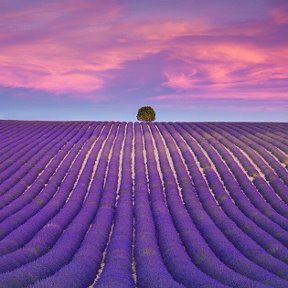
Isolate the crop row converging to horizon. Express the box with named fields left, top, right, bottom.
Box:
left=0, top=121, right=288, bottom=288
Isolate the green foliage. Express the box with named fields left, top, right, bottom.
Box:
left=137, top=106, right=156, bottom=122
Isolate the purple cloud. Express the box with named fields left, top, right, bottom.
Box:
left=0, top=0, right=287, bottom=113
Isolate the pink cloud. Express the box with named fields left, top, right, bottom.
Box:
left=162, top=72, right=197, bottom=90
left=150, top=90, right=288, bottom=102
left=271, top=8, right=288, bottom=24
left=160, top=39, right=288, bottom=97
left=0, top=0, right=287, bottom=107
left=0, top=9, right=207, bottom=96
left=129, top=20, right=208, bottom=41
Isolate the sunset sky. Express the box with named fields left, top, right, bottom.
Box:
left=0, top=0, right=287, bottom=121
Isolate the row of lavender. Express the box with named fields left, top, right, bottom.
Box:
left=0, top=121, right=287, bottom=287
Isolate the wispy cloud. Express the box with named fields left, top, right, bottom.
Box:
left=0, top=0, right=287, bottom=112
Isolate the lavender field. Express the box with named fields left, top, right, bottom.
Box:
left=0, top=121, right=288, bottom=288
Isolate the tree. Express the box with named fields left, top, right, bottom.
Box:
left=137, top=106, right=156, bottom=122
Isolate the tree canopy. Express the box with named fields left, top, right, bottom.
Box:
left=137, top=106, right=156, bottom=122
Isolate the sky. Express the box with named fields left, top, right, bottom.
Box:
left=0, top=0, right=287, bottom=122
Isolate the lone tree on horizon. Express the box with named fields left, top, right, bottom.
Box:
left=137, top=106, right=156, bottom=122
